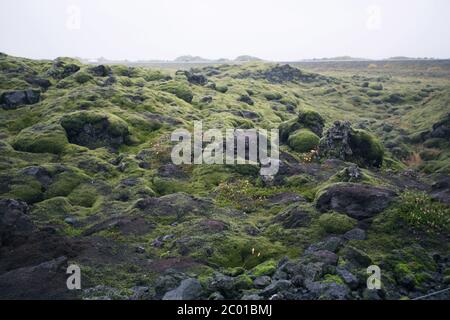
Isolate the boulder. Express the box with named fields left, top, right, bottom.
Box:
left=135, top=193, right=217, bottom=221
left=0, top=256, right=77, bottom=300
left=306, top=237, right=344, bottom=254
left=340, top=246, right=372, bottom=267
left=279, top=110, right=325, bottom=142
left=319, top=121, right=384, bottom=168
left=200, top=95, right=213, bottom=104
left=0, top=199, right=34, bottom=246
left=0, top=89, right=40, bottom=110
left=427, top=113, right=450, bottom=139
left=253, top=276, right=272, bottom=289
left=185, top=71, right=207, bottom=86
left=304, top=250, right=339, bottom=266
left=316, top=183, right=396, bottom=220
left=240, top=64, right=324, bottom=84
left=12, top=123, right=68, bottom=154
left=162, top=278, right=204, bottom=300
left=336, top=267, right=359, bottom=289
left=260, top=280, right=292, bottom=298
left=47, top=58, right=80, bottom=79
left=430, top=176, right=450, bottom=205
left=237, top=95, right=254, bottom=105
left=25, top=77, right=52, bottom=90
left=273, top=204, right=312, bottom=229
left=344, top=228, right=367, bottom=241
left=60, top=111, right=130, bottom=150
left=88, top=65, right=111, bottom=77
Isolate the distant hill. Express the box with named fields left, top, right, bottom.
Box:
left=387, top=56, right=435, bottom=61
left=304, top=56, right=372, bottom=62
left=174, top=55, right=212, bottom=63
left=234, top=55, right=263, bottom=62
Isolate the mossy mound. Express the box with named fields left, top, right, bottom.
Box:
left=349, top=129, right=384, bottom=168
left=74, top=72, right=93, bottom=84
left=12, top=123, right=69, bottom=154
left=47, top=57, right=81, bottom=80
left=280, top=110, right=325, bottom=142
left=250, top=260, right=277, bottom=276
left=159, top=81, right=193, bottom=103
left=319, top=121, right=384, bottom=168
left=60, top=111, right=130, bottom=150
left=318, top=212, right=357, bottom=234
left=287, top=129, right=320, bottom=153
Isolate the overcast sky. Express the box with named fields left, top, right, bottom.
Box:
left=1, top=0, right=449, bottom=61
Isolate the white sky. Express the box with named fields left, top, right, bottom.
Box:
left=1, top=0, right=449, bottom=61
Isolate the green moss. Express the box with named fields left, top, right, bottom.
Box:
left=6, top=179, right=43, bottom=203
left=74, top=72, right=93, bottom=84
left=159, top=80, right=193, bottom=103
left=32, top=197, right=74, bottom=223
left=44, top=169, right=89, bottom=199
left=250, top=259, right=277, bottom=277
left=288, top=129, right=320, bottom=153
left=12, top=123, right=68, bottom=155
left=67, top=183, right=99, bottom=207
left=264, top=92, right=282, bottom=101
left=234, top=274, right=253, bottom=290
left=321, top=274, right=345, bottom=285
left=279, top=110, right=325, bottom=142
left=349, top=129, right=384, bottom=167
left=197, top=234, right=284, bottom=269
left=318, top=213, right=357, bottom=234
left=394, top=263, right=417, bottom=286
left=216, top=85, right=228, bottom=93
left=285, top=174, right=312, bottom=187
left=60, top=111, right=130, bottom=148
left=152, top=177, right=188, bottom=196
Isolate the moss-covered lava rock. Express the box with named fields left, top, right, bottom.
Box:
left=12, top=123, right=68, bottom=154
left=288, top=129, right=320, bottom=153
left=60, top=111, right=130, bottom=150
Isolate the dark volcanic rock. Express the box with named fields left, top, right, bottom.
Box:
left=61, top=112, right=130, bottom=150
left=162, top=278, right=204, bottom=300
left=318, top=120, right=384, bottom=168
left=304, top=250, right=339, bottom=266
left=428, top=113, right=450, bottom=139
left=0, top=89, right=41, bottom=110
left=306, top=237, right=344, bottom=254
left=340, top=246, right=372, bottom=267
left=0, top=256, right=78, bottom=300
left=135, top=193, right=217, bottom=220
left=82, top=216, right=155, bottom=237
left=344, top=228, right=367, bottom=240
left=0, top=199, right=33, bottom=246
left=157, top=163, right=188, bottom=179
left=200, top=95, right=213, bottom=104
left=237, top=95, right=254, bottom=105
left=266, top=192, right=305, bottom=207
left=316, top=183, right=396, bottom=220
left=273, top=204, right=312, bottom=229
left=25, top=77, right=52, bottom=90
left=430, top=176, right=450, bottom=205
left=88, top=65, right=111, bottom=77
left=237, top=64, right=326, bottom=84
left=230, top=110, right=259, bottom=119
left=260, top=280, right=292, bottom=298
left=47, top=59, right=80, bottom=79
left=318, top=120, right=353, bottom=160
left=184, top=71, right=207, bottom=86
